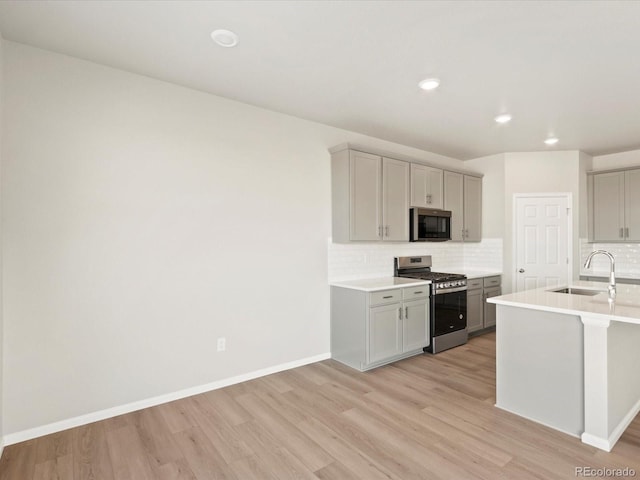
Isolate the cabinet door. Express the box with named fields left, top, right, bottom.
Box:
left=624, top=169, right=640, bottom=241
left=410, top=163, right=428, bottom=208
left=368, top=303, right=403, bottom=364
left=593, top=172, right=625, bottom=241
left=425, top=167, right=444, bottom=209
left=382, top=158, right=410, bottom=241
left=466, top=289, right=484, bottom=333
left=411, top=164, right=443, bottom=209
left=463, top=175, right=482, bottom=241
left=483, top=287, right=502, bottom=328
left=444, top=171, right=464, bottom=241
left=349, top=151, right=381, bottom=241
left=402, top=299, right=429, bottom=352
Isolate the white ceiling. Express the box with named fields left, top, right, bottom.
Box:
left=1, top=0, right=639, bottom=160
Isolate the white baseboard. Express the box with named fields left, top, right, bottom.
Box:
left=580, top=398, right=640, bottom=452
left=581, top=432, right=611, bottom=452
left=0, top=438, right=4, bottom=460
left=607, top=397, right=640, bottom=450
left=494, top=403, right=581, bottom=439
left=4, top=351, right=330, bottom=446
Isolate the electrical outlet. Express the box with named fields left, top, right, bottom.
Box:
left=217, top=337, right=226, bottom=352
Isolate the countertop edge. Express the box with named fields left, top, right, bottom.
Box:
left=330, top=277, right=431, bottom=292
left=487, top=283, right=640, bottom=325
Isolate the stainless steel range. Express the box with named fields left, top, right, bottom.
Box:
left=394, top=255, right=467, bottom=353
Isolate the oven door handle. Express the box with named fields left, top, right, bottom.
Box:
left=434, top=286, right=467, bottom=295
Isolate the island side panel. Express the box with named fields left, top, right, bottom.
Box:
left=331, top=286, right=367, bottom=370
left=496, top=305, right=584, bottom=436
left=607, top=321, right=640, bottom=442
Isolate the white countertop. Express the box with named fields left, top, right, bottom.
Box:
left=455, top=269, right=502, bottom=280
left=488, top=280, right=640, bottom=325
left=330, top=277, right=431, bottom=292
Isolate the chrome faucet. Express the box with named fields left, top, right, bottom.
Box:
left=584, top=250, right=616, bottom=299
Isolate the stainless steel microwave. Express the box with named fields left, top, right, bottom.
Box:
left=410, top=208, right=452, bottom=242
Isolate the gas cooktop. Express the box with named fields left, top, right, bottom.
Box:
left=398, top=271, right=466, bottom=283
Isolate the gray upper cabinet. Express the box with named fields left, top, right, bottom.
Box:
left=464, top=175, right=482, bottom=241
left=332, top=148, right=409, bottom=242
left=591, top=168, right=640, bottom=242
left=331, top=144, right=481, bottom=243
left=349, top=151, right=381, bottom=241
left=444, top=171, right=482, bottom=242
left=444, top=171, right=464, bottom=241
left=382, top=157, right=411, bottom=241
left=624, top=169, right=640, bottom=241
left=411, top=164, right=443, bottom=209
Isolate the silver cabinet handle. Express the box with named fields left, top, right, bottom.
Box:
left=620, top=227, right=624, bottom=238
left=625, top=227, right=630, bottom=238
left=383, top=295, right=393, bottom=299
left=405, top=306, right=409, bottom=319
left=414, top=291, right=423, bottom=295
left=378, top=226, right=383, bottom=238
left=385, top=225, right=389, bottom=237
left=462, top=229, right=465, bottom=239
left=426, top=194, right=432, bottom=204
left=399, top=307, right=403, bottom=320
left=519, top=268, right=525, bottom=273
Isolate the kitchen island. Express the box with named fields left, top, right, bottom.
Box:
left=488, top=281, right=640, bottom=451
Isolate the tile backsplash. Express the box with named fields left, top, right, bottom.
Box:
left=328, top=238, right=503, bottom=282
left=580, top=239, right=640, bottom=279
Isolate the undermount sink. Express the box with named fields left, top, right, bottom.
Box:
left=549, top=287, right=603, bottom=296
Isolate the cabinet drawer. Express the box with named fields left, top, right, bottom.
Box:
left=467, top=278, right=483, bottom=290
left=483, top=276, right=501, bottom=288
left=370, top=289, right=402, bottom=306
left=403, top=285, right=429, bottom=299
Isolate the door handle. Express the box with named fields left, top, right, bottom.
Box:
left=399, top=308, right=403, bottom=320
left=620, top=228, right=624, bottom=238
left=519, top=268, right=525, bottom=273
left=405, top=306, right=409, bottom=319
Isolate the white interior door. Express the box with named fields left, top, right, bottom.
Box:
left=515, top=195, right=571, bottom=292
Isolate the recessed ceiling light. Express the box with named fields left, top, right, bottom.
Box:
left=418, top=78, right=440, bottom=91
left=544, top=137, right=559, bottom=145
left=494, top=114, right=512, bottom=124
left=211, top=29, right=239, bottom=48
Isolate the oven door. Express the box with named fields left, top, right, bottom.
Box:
left=432, top=287, right=467, bottom=336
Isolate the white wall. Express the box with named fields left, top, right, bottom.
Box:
left=2, top=42, right=466, bottom=440
left=502, top=151, right=584, bottom=293
left=0, top=31, right=4, bottom=455
left=592, top=149, right=640, bottom=171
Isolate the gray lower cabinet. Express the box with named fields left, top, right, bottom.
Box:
left=483, top=285, right=501, bottom=327
left=331, top=285, right=430, bottom=371
left=467, top=275, right=501, bottom=334
left=466, top=281, right=484, bottom=333
left=369, top=303, right=402, bottom=363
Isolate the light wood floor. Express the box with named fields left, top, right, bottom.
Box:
left=1, top=332, right=639, bottom=479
